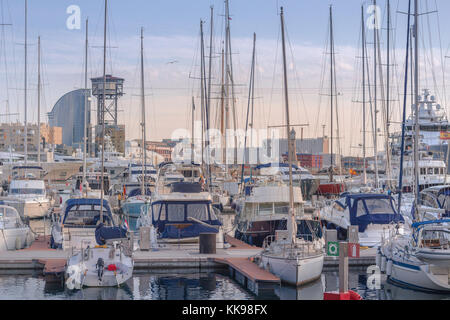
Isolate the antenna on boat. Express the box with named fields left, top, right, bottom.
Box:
left=280, top=7, right=296, bottom=245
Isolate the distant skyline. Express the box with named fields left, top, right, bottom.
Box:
left=1, top=0, right=450, bottom=156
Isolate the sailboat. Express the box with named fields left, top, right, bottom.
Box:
left=259, top=7, right=324, bottom=287
left=379, top=0, right=450, bottom=293
left=120, top=27, right=152, bottom=232
left=65, top=0, right=133, bottom=289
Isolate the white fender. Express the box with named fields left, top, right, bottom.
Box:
left=381, top=256, right=387, bottom=273
left=376, top=250, right=381, bottom=267
left=386, top=259, right=393, bottom=276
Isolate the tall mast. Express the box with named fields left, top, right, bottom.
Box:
left=24, top=0, right=27, bottom=165
left=37, top=36, right=41, bottom=166
left=361, top=6, right=367, bottom=185
left=329, top=6, right=334, bottom=183
left=140, top=27, right=146, bottom=197
left=397, top=0, right=412, bottom=215
left=200, top=20, right=205, bottom=168
left=386, top=0, right=391, bottom=177
left=413, top=0, right=420, bottom=219
left=100, top=0, right=107, bottom=222
left=220, top=48, right=226, bottom=167
left=82, top=18, right=88, bottom=196
left=280, top=7, right=295, bottom=245
left=241, top=33, right=256, bottom=185
left=207, top=6, right=213, bottom=135
left=373, top=0, right=379, bottom=188
left=224, top=0, right=230, bottom=166
left=191, top=96, right=195, bottom=163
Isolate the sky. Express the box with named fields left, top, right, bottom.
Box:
left=1, top=0, right=450, bottom=157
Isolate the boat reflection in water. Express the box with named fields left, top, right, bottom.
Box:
left=274, top=275, right=325, bottom=300
left=380, top=281, right=450, bottom=300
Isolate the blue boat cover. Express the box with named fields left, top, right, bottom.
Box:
left=345, top=194, right=404, bottom=232
left=63, top=198, right=114, bottom=225
left=95, top=223, right=128, bottom=245
left=151, top=200, right=222, bottom=239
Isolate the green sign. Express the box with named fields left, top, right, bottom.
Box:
left=327, top=241, right=339, bottom=257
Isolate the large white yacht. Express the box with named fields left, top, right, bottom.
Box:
left=1, top=166, right=53, bottom=219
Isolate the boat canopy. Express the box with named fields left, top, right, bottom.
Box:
left=95, top=223, right=127, bottom=245
left=151, top=200, right=221, bottom=239
left=343, top=194, right=404, bottom=232
left=62, top=198, right=114, bottom=227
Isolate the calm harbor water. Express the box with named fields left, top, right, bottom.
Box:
left=0, top=269, right=449, bottom=300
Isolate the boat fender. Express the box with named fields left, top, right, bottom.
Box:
left=15, top=237, right=21, bottom=250
left=376, top=250, right=381, bottom=267
left=386, top=259, right=393, bottom=276
left=381, top=256, right=387, bottom=273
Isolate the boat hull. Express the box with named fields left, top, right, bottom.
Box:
left=261, top=253, right=324, bottom=286
left=0, top=227, right=30, bottom=251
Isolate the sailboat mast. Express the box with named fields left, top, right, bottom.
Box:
left=140, top=27, right=146, bottom=197
left=82, top=18, right=88, bottom=196
left=100, top=0, right=107, bottom=222
left=24, top=0, right=27, bottom=165
left=207, top=6, right=213, bottom=133
left=373, top=0, right=379, bottom=188
left=191, top=96, right=195, bottom=163
left=413, top=0, right=420, bottom=219
left=224, top=0, right=230, bottom=166
left=329, top=6, right=334, bottom=183
left=37, top=36, right=41, bottom=166
left=362, top=6, right=367, bottom=185
left=280, top=7, right=295, bottom=245
left=241, top=33, right=256, bottom=185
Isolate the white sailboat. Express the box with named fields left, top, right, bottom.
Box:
left=259, top=7, right=324, bottom=287
left=65, top=0, right=133, bottom=289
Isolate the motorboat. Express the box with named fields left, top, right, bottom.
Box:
left=1, top=166, right=53, bottom=219
left=0, top=205, right=33, bottom=251
left=256, top=163, right=320, bottom=201
left=234, top=175, right=322, bottom=247
left=65, top=223, right=133, bottom=289
left=150, top=181, right=223, bottom=245
left=320, top=193, right=407, bottom=247
left=50, top=198, right=116, bottom=250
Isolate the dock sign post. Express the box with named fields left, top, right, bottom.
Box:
left=327, top=241, right=339, bottom=257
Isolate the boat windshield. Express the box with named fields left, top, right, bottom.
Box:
left=10, top=188, right=45, bottom=195
left=153, top=202, right=216, bottom=222
left=63, top=204, right=112, bottom=227
left=0, top=207, right=22, bottom=229
left=359, top=198, right=395, bottom=216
